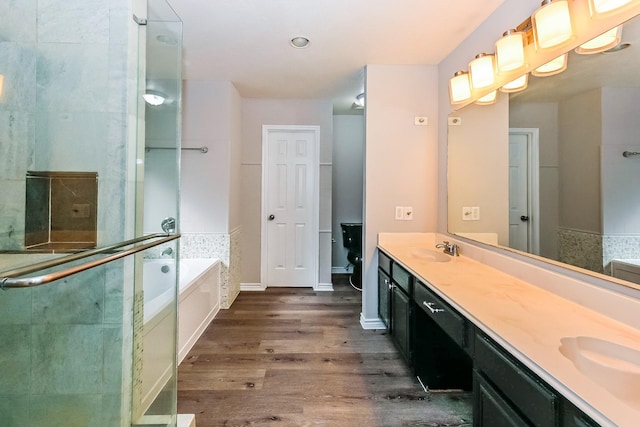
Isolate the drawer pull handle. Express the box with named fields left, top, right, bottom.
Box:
left=423, top=301, right=444, bottom=313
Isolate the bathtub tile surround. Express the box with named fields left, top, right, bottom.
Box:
left=603, top=235, right=640, bottom=274
left=180, top=230, right=241, bottom=309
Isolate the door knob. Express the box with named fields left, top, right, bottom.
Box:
left=520, top=215, right=529, bottom=221
left=268, top=214, right=275, bottom=221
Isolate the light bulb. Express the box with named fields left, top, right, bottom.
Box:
left=532, top=0, right=573, bottom=49
left=501, top=74, right=529, bottom=93
left=449, top=71, right=471, bottom=104
left=469, top=53, right=496, bottom=89
left=496, top=30, right=526, bottom=72
left=532, top=53, right=568, bottom=76
left=475, top=90, right=498, bottom=105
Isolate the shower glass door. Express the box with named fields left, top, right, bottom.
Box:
left=132, top=1, right=183, bottom=426
left=0, top=1, right=182, bottom=426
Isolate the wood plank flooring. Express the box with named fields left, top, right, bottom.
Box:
left=177, top=275, right=472, bottom=427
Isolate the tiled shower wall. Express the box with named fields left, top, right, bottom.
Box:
left=0, top=0, right=135, bottom=425
left=180, top=229, right=242, bottom=308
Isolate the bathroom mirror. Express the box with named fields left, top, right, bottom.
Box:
left=448, top=13, right=640, bottom=286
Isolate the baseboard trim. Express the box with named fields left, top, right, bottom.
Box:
left=314, top=282, right=334, bottom=292
left=359, top=313, right=386, bottom=330
left=241, top=282, right=266, bottom=291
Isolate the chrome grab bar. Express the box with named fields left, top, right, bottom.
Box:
left=0, top=233, right=180, bottom=289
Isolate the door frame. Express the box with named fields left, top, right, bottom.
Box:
left=509, top=128, right=540, bottom=255
left=260, top=125, right=320, bottom=288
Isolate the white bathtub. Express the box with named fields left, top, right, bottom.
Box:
left=140, top=258, right=220, bottom=414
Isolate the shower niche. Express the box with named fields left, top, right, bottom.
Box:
left=25, top=171, right=98, bottom=252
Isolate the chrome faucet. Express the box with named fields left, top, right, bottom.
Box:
left=161, top=247, right=173, bottom=257
left=435, top=241, right=460, bottom=256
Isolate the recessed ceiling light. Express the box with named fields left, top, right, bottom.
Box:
left=143, top=90, right=167, bottom=106
left=290, top=36, right=310, bottom=48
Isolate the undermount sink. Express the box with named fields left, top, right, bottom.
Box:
left=409, top=248, right=452, bottom=263
left=559, top=336, right=640, bottom=405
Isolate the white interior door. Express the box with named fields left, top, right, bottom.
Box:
left=262, top=126, right=319, bottom=287
left=508, top=129, right=540, bottom=254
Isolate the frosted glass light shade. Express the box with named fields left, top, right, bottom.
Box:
left=469, top=53, right=496, bottom=89
left=589, top=0, right=633, bottom=14
left=575, top=25, right=622, bottom=54
left=0, top=74, right=4, bottom=97
left=500, top=74, right=529, bottom=93
left=475, top=90, right=497, bottom=105
left=533, top=0, right=573, bottom=49
left=532, top=53, right=568, bottom=76
left=496, top=30, right=526, bottom=72
left=449, top=71, right=471, bottom=104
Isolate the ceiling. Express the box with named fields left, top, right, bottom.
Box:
left=159, top=0, right=508, bottom=114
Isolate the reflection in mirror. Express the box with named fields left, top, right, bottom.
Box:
left=448, top=13, right=640, bottom=286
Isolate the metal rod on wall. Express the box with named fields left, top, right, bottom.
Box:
left=145, top=146, right=208, bottom=153
left=622, top=151, right=640, bottom=158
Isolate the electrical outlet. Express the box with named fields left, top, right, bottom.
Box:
left=395, top=206, right=404, bottom=220
left=471, top=206, right=480, bottom=220
left=462, top=207, right=473, bottom=221
left=414, top=116, right=428, bottom=126
left=404, top=206, right=413, bottom=220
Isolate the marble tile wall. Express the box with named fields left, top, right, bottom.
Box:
left=603, top=235, right=640, bottom=275
left=0, top=0, right=134, bottom=425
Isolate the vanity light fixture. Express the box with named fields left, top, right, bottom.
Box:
left=495, top=29, right=526, bottom=72
left=475, top=90, right=498, bottom=105
left=449, top=71, right=472, bottom=104
left=0, top=74, right=4, bottom=97
left=589, top=0, right=634, bottom=14
left=469, top=53, right=496, bottom=89
left=500, top=74, right=529, bottom=93
left=290, top=36, right=310, bottom=48
left=532, top=0, right=574, bottom=49
left=142, top=90, right=167, bottom=106
left=531, top=53, right=568, bottom=76
left=575, top=25, right=622, bottom=54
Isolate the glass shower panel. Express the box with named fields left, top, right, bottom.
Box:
left=131, top=1, right=182, bottom=426
left=0, top=0, right=146, bottom=426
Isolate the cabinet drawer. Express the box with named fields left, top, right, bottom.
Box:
left=391, top=263, right=412, bottom=294
left=414, top=281, right=466, bottom=347
left=475, top=334, right=558, bottom=426
left=378, top=251, right=392, bottom=275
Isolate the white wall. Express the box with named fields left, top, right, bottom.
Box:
left=363, top=64, right=439, bottom=325
left=180, top=80, right=240, bottom=233
left=240, top=99, right=333, bottom=286
left=447, top=99, right=509, bottom=246
left=332, top=115, right=365, bottom=271
left=601, top=87, right=640, bottom=235
left=559, top=89, right=602, bottom=233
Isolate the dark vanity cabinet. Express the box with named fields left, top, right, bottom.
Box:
left=474, top=333, right=559, bottom=426
left=377, top=252, right=392, bottom=328
left=390, top=262, right=413, bottom=363
left=377, top=248, right=600, bottom=427
left=413, top=280, right=472, bottom=391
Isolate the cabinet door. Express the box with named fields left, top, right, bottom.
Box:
left=474, top=371, right=529, bottom=427
left=391, top=285, right=411, bottom=363
left=378, top=268, right=391, bottom=328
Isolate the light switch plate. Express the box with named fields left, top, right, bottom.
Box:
left=471, top=206, right=480, bottom=220
left=404, top=206, right=413, bottom=220
left=395, top=206, right=404, bottom=220
left=462, top=207, right=472, bottom=221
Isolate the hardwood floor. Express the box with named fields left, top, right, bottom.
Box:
left=177, top=275, right=472, bottom=427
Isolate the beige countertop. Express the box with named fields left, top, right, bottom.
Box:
left=378, top=233, right=640, bottom=427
